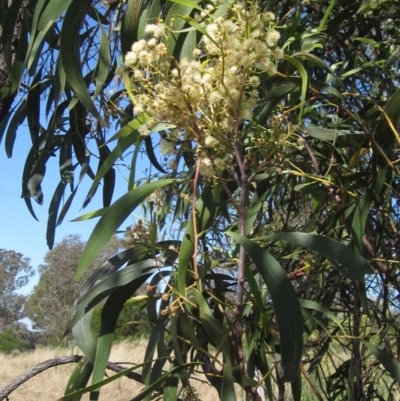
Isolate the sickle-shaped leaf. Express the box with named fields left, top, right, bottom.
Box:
left=71, top=208, right=108, bottom=222
left=21, top=145, right=47, bottom=205
left=291, top=370, right=302, bottom=401
left=95, top=138, right=115, bottom=207
left=92, top=16, right=111, bottom=101
left=77, top=179, right=176, bottom=279
left=120, top=0, right=146, bottom=55
left=258, top=77, right=298, bottom=124
left=293, top=51, right=344, bottom=90
left=70, top=102, right=95, bottom=179
left=59, top=133, right=74, bottom=190
left=23, top=195, right=39, bottom=221
left=27, top=20, right=53, bottom=76
left=191, top=288, right=235, bottom=361
left=301, top=126, right=367, bottom=147
left=163, top=0, right=201, bottom=59
left=5, top=99, right=27, bottom=158
left=128, top=134, right=141, bottom=191
left=226, top=232, right=303, bottom=383
left=57, top=158, right=91, bottom=226
left=60, top=360, right=147, bottom=400
left=71, top=259, right=159, bottom=328
left=129, top=363, right=199, bottom=401
left=299, top=299, right=345, bottom=334
left=38, top=0, right=75, bottom=30
left=177, top=215, right=194, bottom=296
left=61, top=0, right=101, bottom=120
left=72, top=311, right=97, bottom=363
left=221, top=359, right=237, bottom=401
left=63, top=357, right=93, bottom=401
left=141, top=318, right=171, bottom=386
left=85, top=129, right=141, bottom=206
left=351, top=190, right=373, bottom=255
left=52, top=57, right=66, bottom=113
left=163, top=360, right=180, bottom=401
left=78, top=246, right=152, bottom=300
left=27, top=0, right=74, bottom=74
left=264, top=232, right=374, bottom=281
left=145, top=135, right=167, bottom=173
left=46, top=180, right=67, bottom=249
left=0, top=108, right=12, bottom=146
left=91, top=280, right=147, bottom=399
left=283, top=55, right=308, bottom=122
left=362, top=341, right=400, bottom=385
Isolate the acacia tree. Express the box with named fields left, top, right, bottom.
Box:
left=3, top=0, right=400, bottom=400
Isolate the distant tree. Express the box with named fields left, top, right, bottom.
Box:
left=0, top=322, right=38, bottom=354
left=0, top=249, right=34, bottom=328
left=0, top=327, right=22, bottom=354
left=25, top=235, right=122, bottom=345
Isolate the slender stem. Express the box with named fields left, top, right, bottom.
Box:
left=191, top=157, right=201, bottom=287
left=352, top=284, right=365, bottom=401
left=230, top=67, right=260, bottom=398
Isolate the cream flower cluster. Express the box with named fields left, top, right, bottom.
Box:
left=124, top=2, right=282, bottom=179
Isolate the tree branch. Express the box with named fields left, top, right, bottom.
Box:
left=0, top=355, right=144, bottom=401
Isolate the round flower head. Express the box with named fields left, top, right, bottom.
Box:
left=249, top=76, right=261, bottom=88
left=266, top=29, right=281, bottom=47
left=124, top=1, right=285, bottom=180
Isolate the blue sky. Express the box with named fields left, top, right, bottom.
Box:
left=0, top=125, right=147, bottom=296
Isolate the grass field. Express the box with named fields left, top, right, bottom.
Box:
left=2, top=340, right=398, bottom=401
left=0, top=340, right=220, bottom=401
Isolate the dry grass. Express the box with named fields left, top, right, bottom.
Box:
left=9, top=340, right=395, bottom=401
left=0, top=340, right=220, bottom=401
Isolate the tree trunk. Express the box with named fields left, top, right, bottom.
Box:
left=0, top=0, right=26, bottom=124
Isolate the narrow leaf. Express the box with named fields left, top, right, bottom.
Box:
left=5, top=99, right=27, bottom=158
left=283, top=55, right=308, bottom=121
left=264, top=232, right=374, bottom=280
left=351, top=190, right=373, bottom=255
left=71, top=260, right=159, bottom=329
left=362, top=341, right=400, bottom=385
left=72, top=311, right=97, bottom=362
left=85, top=130, right=141, bottom=205
left=144, top=135, right=167, bottom=173
left=120, top=0, right=145, bottom=55
left=63, top=358, right=93, bottom=401
left=92, top=17, right=111, bottom=100
left=46, top=181, right=67, bottom=249
left=91, top=282, right=144, bottom=398
left=221, top=360, right=237, bottom=401
left=128, top=363, right=199, bottom=401
left=76, top=180, right=176, bottom=279
left=71, top=208, right=107, bottom=222
left=61, top=0, right=102, bottom=120
left=226, top=232, right=303, bottom=382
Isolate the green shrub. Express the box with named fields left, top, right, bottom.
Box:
left=0, top=328, right=23, bottom=354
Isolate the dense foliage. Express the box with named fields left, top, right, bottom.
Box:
left=2, top=0, right=400, bottom=400
left=0, top=248, right=36, bottom=354
left=0, top=323, right=37, bottom=354
left=0, top=248, right=33, bottom=328
left=25, top=235, right=122, bottom=345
